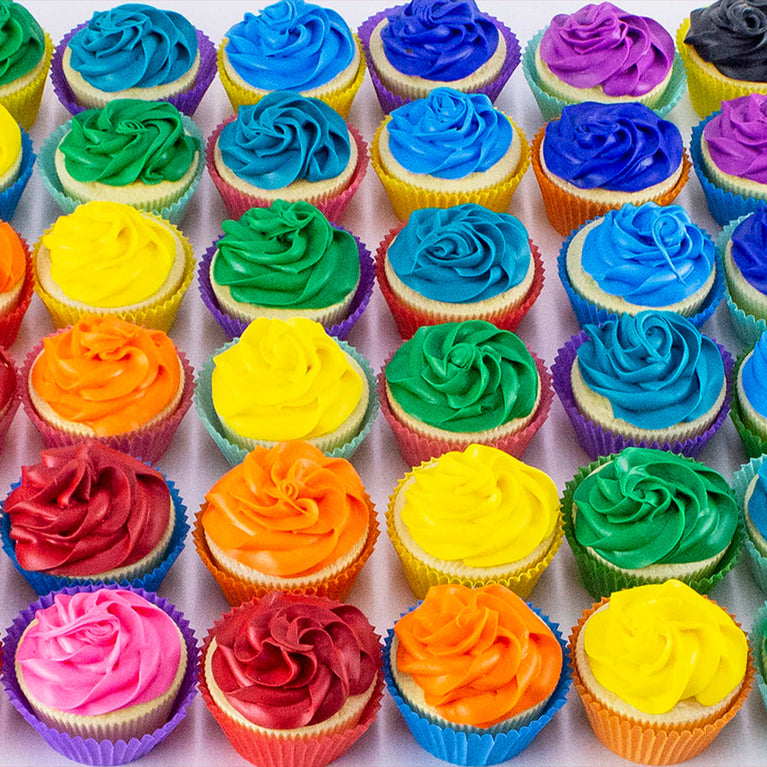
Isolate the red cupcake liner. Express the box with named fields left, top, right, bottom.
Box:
left=0, top=232, right=33, bottom=348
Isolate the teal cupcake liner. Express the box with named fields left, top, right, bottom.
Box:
left=730, top=351, right=767, bottom=459
left=733, top=455, right=767, bottom=593
left=749, top=600, right=767, bottom=713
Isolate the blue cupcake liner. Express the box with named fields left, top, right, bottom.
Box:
left=733, top=455, right=767, bottom=593
left=749, top=601, right=767, bottom=714
left=0, top=128, right=34, bottom=221
left=1, top=469, right=188, bottom=595
left=383, top=602, right=571, bottom=766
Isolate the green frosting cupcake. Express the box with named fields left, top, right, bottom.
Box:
left=0, top=0, right=44, bottom=88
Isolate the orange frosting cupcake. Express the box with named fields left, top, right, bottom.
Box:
left=0, top=221, right=25, bottom=294
left=0, top=219, right=32, bottom=345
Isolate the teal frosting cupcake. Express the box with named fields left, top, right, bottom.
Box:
left=734, top=455, right=767, bottom=592
left=732, top=330, right=767, bottom=458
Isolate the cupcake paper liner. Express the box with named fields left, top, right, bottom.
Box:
left=561, top=454, right=742, bottom=600
left=217, top=34, right=367, bottom=119
left=733, top=455, right=767, bottom=593
left=0, top=231, right=33, bottom=347
left=558, top=220, right=724, bottom=330
left=51, top=25, right=216, bottom=117
left=371, top=117, right=530, bottom=221
left=357, top=8, right=520, bottom=114
left=522, top=29, right=686, bottom=122
left=0, top=128, right=35, bottom=222
left=569, top=596, right=754, bottom=764
left=195, top=337, right=378, bottom=467
left=1, top=473, right=188, bottom=596
left=376, top=225, right=544, bottom=339
left=198, top=227, right=374, bottom=342
left=748, top=600, right=767, bottom=715
left=532, top=127, right=691, bottom=237
left=729, top=351, right=767, bottom=460
left=0, top=350, right=21, bottom=451
left=551, top=330, right=733, bottom=460
left=20, top=337, right=195, bottom=465
left=384, top=603, right=571, bottom=766
left=379, top=353, right=553, bottom=467
left=207, top=119, right=368, bottom=224
left=1, top=583, right=198, bottom=766
left=1, top=32, right=53, bottom=130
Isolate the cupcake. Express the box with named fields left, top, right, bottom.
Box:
left=2, top=442, right=187, bottom=595
left=734, top=454, right=767, bottom=592
left=560, top=202, right=721, bottom=328
left=22, top=315, right=194, bottom=464
left=195, top=440, right=378, bottom=606
left=385, top=583, right=569, bottom=765
left=0, top=219, right=32, bottom=346
left=377, top=203, right=543, bottom=339
left=732, top=329, right=767, bottom=458
left=0, top=345, right=19, bottom=449
left=200, top=591, right=382, bottom=767
left=0, top=100, right=34, bottom=221
left=359, top=0, right=519, bottom=112
left=552, top=310, right=731, bottom=459
left=219, top=0, right=365, bottom=118
left=563, top=447, right=741, bottom=599
left=197, top=316, right=377, bottom=466
left=749, top=600, right=767, bottom=721
left=570, top=580, right=753, bottom=763
left=679, top=0, right=767, bottom=118
left=381, top=319, right=552, bottom=466
left=387, top=443, right=562, bottom=599
left=33, top=201, right=195, bottom=331
left=208, top=90, right=366, bottom=223
left=532, top=101, right=688, bottom=236
left=371, top=87, right=530, bottom=220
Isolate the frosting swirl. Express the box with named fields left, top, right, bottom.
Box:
left=731, top=209, right=767, bottom=294
left=6, top=443, right=171, bottom=577
left=581, top=203, right=715, bottom=306
left=0, top=0, right=45, bottom=87
left=225, top=0, right=355, bottom=91
left=0, top=102, right=20, bottom=178
left=576, top=311, right=725, bottom=430
left=213, top=200, right=359, bottom=310
left=387, top=87, right=512, bottom=179
left=386, top=320, right=539, bottom=432
left=16, top=589, right=182, bottom=716
left=395, top=583, right=562, bottom=727
left=583, top=580, right=748, bottom=714
left=0, top=220, right=24, bottom=293
left=543, top=101, right=682, bottom=192
left=68, top=3, right=198, bottom=92
left=574, top=447, right=738, bottom=569
left=210, top=592, right=379, bottom=728
left=388, top=204, right=531, bottom=303
left=381, top=0, right=499, bottom=81
left=218, top=91, right=351, bottom=189
left=747, top=461, right=767, bottom=541
left=685, top=0, right=767, bottom=82
left=742, top=331, right=767, bottom=418
left=202, top=441, right=369, bottom=578
left=540, top=3, right=673, bottom=97
left=31, top=316, right=181, bottom=437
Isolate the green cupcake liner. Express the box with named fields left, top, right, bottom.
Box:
left=733, top=455, right=767, bottom=593
left=748, top=600, right=767, bottom=713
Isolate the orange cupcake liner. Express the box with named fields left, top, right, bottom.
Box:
left=569, top=597, right=754, bottom=765
left=0, top=33, right=53, bottom=130
left=0, top=232, right=33, bottom=348
left=531, top=126, right=691, bottom=238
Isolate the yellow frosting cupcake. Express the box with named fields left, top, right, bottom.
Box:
left=0, top=102, right=22, bottom=192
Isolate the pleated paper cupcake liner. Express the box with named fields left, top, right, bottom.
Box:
left=748, top=601, right=767, bottom=715
left=0, top=231, right=33, bottom=347
left=730, top=351, right=767, bottom=459
left=0, top=349, right=20, bottom=452
left=733, top=455, right=767, bottom=593
left=1, top=583, right=198, bottom=765
left=0, top=128, right=34, bottom=222
left=1, top=32, right=53, bottom=130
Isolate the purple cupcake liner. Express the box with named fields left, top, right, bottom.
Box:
left=198, top=226, right=374, bottom=342
left=357, top=7, right=520, bottom=114
left=551, top=329, right=733, bottom=460
left=0, top=129, right=34, bottom=222
left=1, top=583, right=198, bottom=765
left=51, top=25, right=216, bottom=117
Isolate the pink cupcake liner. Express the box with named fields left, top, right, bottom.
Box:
left=1, top=583, right=198, bottom=766
left=379, top=353, right=553, bottom=467
left=0, top=348, right=21, bottom=451
left=358, top=7, right=520, bottom=114
left=50, top=25, right=216, bottom=116
left=551, top=330, right=734, bottom=461
left=0, top=232, right=33, bottom=348
left=206, top=120, right=368, bottom=224
left=198, top=226, right=374, bottom=342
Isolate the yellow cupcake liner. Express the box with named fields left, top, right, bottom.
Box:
left=0, top=33, right=53, bottom=130
left=32, top=214, right=195, bottom=332
left=371, top=116, right=530, bottom=221
left=217, top=35, right=366, bottom=119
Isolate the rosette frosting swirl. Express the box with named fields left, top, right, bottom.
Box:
left=68, top=3, right=199, bottom=92
left=213, top=200, right=359, bottom=309
left=0, top=220, right=25, bottom=293
left=0, top=0, right=45, bottom=87
left=381, top=0, right=499, bottom=81
left=742, top=332, right=767, bottom=418
left=225, top=0, right=355, bottom=91
left=574, top=447, right=738, bottom=569
left=581, top=203, right=715, bottom=306
left=387, top=87, right=512, bottom=179
left=583, top=580, right=748, bottom=714
left=218, top=91, right=351, bottom=189
left=386, top=320, right=539, bottom=432
left=395, top=583, right=562, bottom=727
left=16, top=589, right=183, bottom=716
left=7, top=443, right=172, bottom=577
left=576, top=311, right=725, bottom=430
left=59, top=99, right=199, bottom=187
left=685, top=0, right=767, bottom=82
left=747, top=462, right=767, bottom=541
left=731, top=209, right=767, bottom=294
left=540, top=2, right=673, bottom=97
left=210, top=592, right=379, bottom=728
left=543, top=101, right=682, bottom=191
left=388, top=204, right=531, bottom=303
